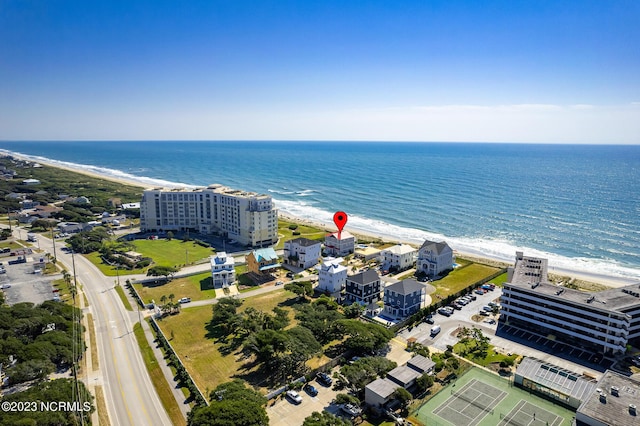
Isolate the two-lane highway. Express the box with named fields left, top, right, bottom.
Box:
left=37, top=234, right=172, bottom=426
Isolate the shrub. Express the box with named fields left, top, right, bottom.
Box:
left=288, top=224, right=298, bottom=230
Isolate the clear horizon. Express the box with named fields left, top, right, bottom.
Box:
left=1, top=1, right=639, bottom=144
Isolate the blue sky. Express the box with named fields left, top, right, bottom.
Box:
left=1, top=0, right=639, bottom=143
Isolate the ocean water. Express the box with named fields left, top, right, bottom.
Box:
left=1, top=141, right=639, bottom=280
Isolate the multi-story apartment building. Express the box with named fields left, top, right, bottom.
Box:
left=345, top=270, right=382, bottom=305
left=324, top=231, right=356, bottom=257
left=283, top=237, right=322, bottom=269
left=416, top=240, right=454, bottom=278
left=210, top=252, right=235, bottom=288
left=316, top=257, right=347, bottom=297
left=380, top=244, right=417, bottom=272
left=383, top=279, right=426, bottom=318
left=500, top=252, right=640, bottom=356
left=139, top=184, right=277, bottom=247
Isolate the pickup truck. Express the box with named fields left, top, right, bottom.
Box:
left=8, top=256, right=26, bottom=265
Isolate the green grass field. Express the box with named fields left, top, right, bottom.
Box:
left=276, top=220, right=328, bottom=249
left=130, top=239, right=215, bottom=267
left=411, top=367, right=575, bottom=426
left=453, top=340, right=518, bottom=368
left=157, top=289, right=296, bottom=393
left=133, top=272, right=217, bottom=304
left=84, top=252, right=147, bottom=277
left=431, top=263, right=501, bottom=300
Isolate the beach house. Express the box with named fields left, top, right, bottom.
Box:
left=246, top=248, right=281, bottom=277
left=210, top=252, right=235, bottom=288
left=324, top=230, right=356, bottom=257
left=316, top=257, right=347, bottom=298
left=345, top=269, right=382, bottom=305
left=283, top=237, right=321, bottom=269
left=380, top=244, right=417, bottom=272
left=416, top=240, right=454, bottom=278
left=383, top=279, right=427, bottom=318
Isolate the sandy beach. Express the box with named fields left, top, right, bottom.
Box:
left=10, top=152, right=638, bottom=289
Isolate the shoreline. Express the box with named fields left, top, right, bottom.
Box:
left=5, top=150, right=638, bottom=289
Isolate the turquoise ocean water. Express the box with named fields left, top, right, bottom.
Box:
left=1, top=141, right=639, bottom=280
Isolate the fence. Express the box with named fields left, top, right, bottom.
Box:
left=127, top=280, right=208, bottom=406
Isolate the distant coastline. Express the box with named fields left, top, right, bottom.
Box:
left=2, top=142, right=639, bottom=286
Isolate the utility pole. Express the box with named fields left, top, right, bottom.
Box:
left=50, top=227, right=57, bottom=261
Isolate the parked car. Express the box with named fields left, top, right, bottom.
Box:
left=475, top=289, right=485, bottom=295
left=304, top=384, right=318, bottom=396
left=316, top=372, right=333, bottom=386
left=425, top=316, right=435, bottom=324
left=178, top=297, right=191, bottom=304
left=482, top=306, right=493, bottom=312
left=286, top=390, right=302, bottom=404
left=275, top=281, right=284, bottom=285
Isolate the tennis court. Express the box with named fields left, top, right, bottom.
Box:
left=413, top=368, right=574, bottom=426
left=432, top=379, right=507, bottom=426
left=498, top=400, right=563, bottom=426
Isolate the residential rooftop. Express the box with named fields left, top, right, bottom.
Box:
left=386, top=279, right=426, bottom=295
left=382, top=244, right=417, bottom=255
left=347, top=269, right=380, bottom=285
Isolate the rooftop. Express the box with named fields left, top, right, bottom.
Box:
left=516, top=357, right=596, bottom=401
left=366, top=378, right=398, bottom=399
left=387, top=365, right=421, bottom=386
left=327, top=230, right=355, bottom=240
left=407, top=355, right=435, bottom=373
left=577, top=370, right=640, bottom=426
left=382, top=244, right=417, bottom=255
left=419, top=240, right=452, bottom=255
left=251, top=248, right=279, bottom=262
left=286, top=237, right=321, bottom=247
left=386, top=279, right=426, bottom=295
left=347, top=269, right=380, bottom=285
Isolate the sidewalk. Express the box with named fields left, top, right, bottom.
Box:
left=139, top=317, right=191, bottom=419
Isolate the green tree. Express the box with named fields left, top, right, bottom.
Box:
left=343, top=302, right=365, bottom=319
left=188, top=379, right=267, bottom=426
left=335, top=319, right=393, bottom=353
left=211, top=297, right=243, bottom=336
left=284, top=281, right=314, bottom=299
left=393, top=387, right=412, bottom=409
left=340, top=356, right=396, bottom=393
left=303, top=411, right=352, bottom=426
left=146, top=265, right=178, bottom=281
left=415, top=373, right=434, bottom=393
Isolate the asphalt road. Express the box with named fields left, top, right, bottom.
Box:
left=35, top=233, right=173, bottom=426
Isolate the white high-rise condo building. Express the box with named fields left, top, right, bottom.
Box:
left=140, top=184, right=278, bottom=247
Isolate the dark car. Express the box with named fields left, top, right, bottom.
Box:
left=304, top=384, right=318, bottom=396
left=316, top=372, right=333, bottom=386
left=425, top=316, right=435, bottom=324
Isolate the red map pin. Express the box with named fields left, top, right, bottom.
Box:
left=333, top=211, right=348, bottom=239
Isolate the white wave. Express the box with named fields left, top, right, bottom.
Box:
left=296, top=189, right=317, bottom=196
left=0, top=148, right=195, bottom=189
left=275, top=198, right=640, bottom=282
left=268, top=188, right=295, bottom=195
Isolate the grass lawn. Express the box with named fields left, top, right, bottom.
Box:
left=431, top=263, right=501, bottom=300
left=52, top=278, right=73, bottom=304
left=157, top=289, right=297, bottom=393
left=114, top=285, right=133, bottom=311
left=84, top=252, right=147, bottom=277
left=131, top=239, right=215, bottom=268
left=453, top=339, right=518, bottom=368
left=133, top=322, right=186, bottom=426
left=0, top=241, right=24, bottom=249
left=133, top=272, right=217, bottom=304
left=276, top=220, right=327, bottom=249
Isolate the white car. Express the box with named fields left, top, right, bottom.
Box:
left=285, top=390, right=302, bottom=404
left=178, top=297, right=191, bottom=304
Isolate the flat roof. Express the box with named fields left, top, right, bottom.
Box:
left=407, top=354, right=435, bottom=373
left=516, top=357, right=596, bottom=401
left=577, top=370, right=640, bottom=426
left=366, top=378, right=398, bottom=399
left=387, top=365, right=421, bottom=386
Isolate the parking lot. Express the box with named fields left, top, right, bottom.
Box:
left=267, top=370, right=347, bottom=426
left=399, top=287, right=502, bottom=349
left=0, top=253, right=60, bottom=306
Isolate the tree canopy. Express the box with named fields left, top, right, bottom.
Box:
left=187, top=379, right=267, bottom=426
